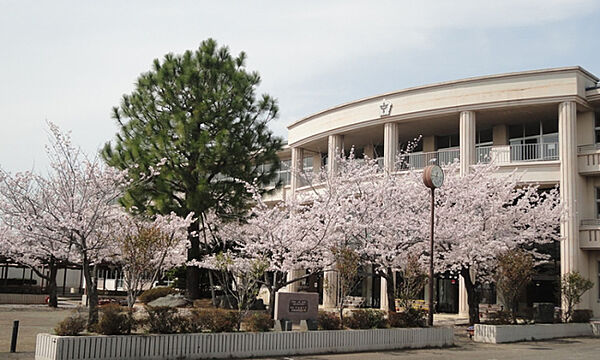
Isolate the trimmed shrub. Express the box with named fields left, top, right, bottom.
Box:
left=187, top=308, right=239, bottom=333
left=572, top=309, right=593, bottom=323
left=138, top=287, right=178, bottom=304
left=144, top=306, right=185, bottom=334
left=388, top=308, right=427, bottom=328
left=244, top=312, right=273, bottom=332
left=97, top=304, right=135, bottom=335
left=485, top=310, right=513, bottom=325
left=54, top=312, right=87, bottom=336
left=317, top=311, right=341, bottom=330
left=346, top=309, right=388, bottom=329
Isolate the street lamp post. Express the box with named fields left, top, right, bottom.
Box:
left=422, top=164, right=444, bottom=327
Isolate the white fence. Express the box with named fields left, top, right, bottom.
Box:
left=474, top=323, right=595, bottom=343
left=36, top=327, right=453, bottom=360
left=0, top=293, right=47, bottom=304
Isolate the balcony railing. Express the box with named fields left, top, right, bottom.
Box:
left=401, top=148, right=459, bottom=170
left=476, top=143, right=559, bottom=164
left=581, top=219, right=600, bottom=226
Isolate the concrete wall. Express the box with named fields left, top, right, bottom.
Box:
left=36, top=327, right=454, bottom=360
left=474, top=323, right=595, bottom=343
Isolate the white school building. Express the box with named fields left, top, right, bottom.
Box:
left=268, top=66, right=600, bottom=317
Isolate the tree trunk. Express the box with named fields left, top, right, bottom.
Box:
left=186, top=220, right=201, bottom=300
left=47, top=262, right=58, bottom=308
left=82, top=259, right=99, bottom=330
left=208, top=269, right=217, bottom=306
left=385, top=269, right=396, bottom=313
left=461, top=268, right=480, bottom=325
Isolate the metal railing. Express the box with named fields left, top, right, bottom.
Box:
left=401, top=148, right=459, bottom=170
left=581, top=219, right=600, bottom=226
left=476, top=146, right=492, bottom=164
left=510, top=143, right=559, bottom=162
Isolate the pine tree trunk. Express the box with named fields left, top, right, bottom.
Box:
left=186, top=220, right=201, bottom=300
left=47, top=262, right=58, bottom=308
left=82, top=259, right=99, bottom=330
left=461, top=268, right=480, bottom=325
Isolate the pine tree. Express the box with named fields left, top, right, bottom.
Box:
left=102, top=39, right=283, bottom=299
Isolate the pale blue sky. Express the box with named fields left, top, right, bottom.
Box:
left=1, top=0, right=599, bottom=172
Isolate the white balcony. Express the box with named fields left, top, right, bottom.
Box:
left=580, top=219, right=600, bottom=250
left=401, top=148, right=460, bottom=170
left=476, top=143, right=559, bottom=164
left=578, top=144, right=600, bottom=175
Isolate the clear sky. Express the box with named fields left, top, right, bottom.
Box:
left=1, top=0, right=599, bottom=172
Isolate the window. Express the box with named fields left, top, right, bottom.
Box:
left=595, top=112, right=600, bottom=144
left=596, top=188, right=600, bottom=219
left=303, top=157, right=313, bottom=173
left=476, top=128, right=493, bottom=146
left=508, top=120, right=558, bottom=161
left=436, top=134, right=459, bottom=150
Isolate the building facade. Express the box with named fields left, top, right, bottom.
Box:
left=270, top=67, right=600, bottom=317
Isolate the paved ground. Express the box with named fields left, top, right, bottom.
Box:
left=1, top=305, right=598, bottom=360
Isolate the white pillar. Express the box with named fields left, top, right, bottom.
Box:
left=323, top=135, right=344, bottom=307
left=459, top=110, right=476, bottom=175
left=380, top=272, right=389, bottom=311
left=290, top=147, right=304, bottom=194
left=383, top=122, right=399, bottom=173
left=379, top=123, right=399, bottom=311
left=287, top=147, right=305, bottom=292
left=458, top=110, right=475, bottom=316
left=559, top=101, right=580, bottom=276
left=327, top=134, right=344, bottom=174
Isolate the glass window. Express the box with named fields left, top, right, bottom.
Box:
left=509, top=124, right=523, bottom=139
left=524, top=122, right=540, bottom=137
left=374, top=144, right=384, bottom=158
left=477, top=128, right=493, bottom=144
left=542, top=119, right=558, bottom=134
left=595, top=112, right=600, bottom=144
left=303, top=157, right=313, bottom=172
left=596, top=188, right=600, bottom=219
left=598, top=261, right=600, bottom=300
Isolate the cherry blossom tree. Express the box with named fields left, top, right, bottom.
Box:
left=0, top=123, right=155, bottom=328
left=421, top=162, right=563, bottom=324
left=110, top=211, right=193, bottom=307
left=0, top=169, right=75, bottom=308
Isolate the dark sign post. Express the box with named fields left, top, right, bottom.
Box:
left=423, top=165, right=444, bottom=327
left=10, top=320, right=19, bottom=353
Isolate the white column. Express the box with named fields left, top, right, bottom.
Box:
left=459, top=110, right=476, bottom=175
left=290, top=147, right=304, bottom=194
left=379, top=123, right=399, bottom=311
left=383, top=122, right=399, bottom=173
left=327, top=134, right=344, bottom=174
left=559, top=101, right=580, bottom=276
left=380, top=272, right=389, bottom=311
left=287, top=147, right=305, bottom=292
left=323, top=135, right=344, bottom=307
left=458, top=110, right=475, bottom=317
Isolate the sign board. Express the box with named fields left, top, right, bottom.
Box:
left=274, top=292, right=318, bottom=322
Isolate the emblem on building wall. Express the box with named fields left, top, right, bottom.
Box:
left=380, top=98, right=392, bottom=116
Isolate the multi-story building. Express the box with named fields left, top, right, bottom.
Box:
left=270, top=66, right=600, bottom=317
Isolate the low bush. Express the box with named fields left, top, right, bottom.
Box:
left=97, top=304, right=135, bottom=335
left=388, top=308, right=427, bottom=328
left=138, top=287, right=178, bottom=304
left=187, top=308, right=239, bottom=333
left=54, top=312, right=87, bottom=336
left=143, top=306, right=186, bottom=334
left=244, top=312, right=273, bottom=332
left=317, top=311, right=341, bottom=330
left=485, top=310, right=513, bottom=325
left=346, top=309, right=388, bottom=329
left=571, top=309, right=593, bottom=323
